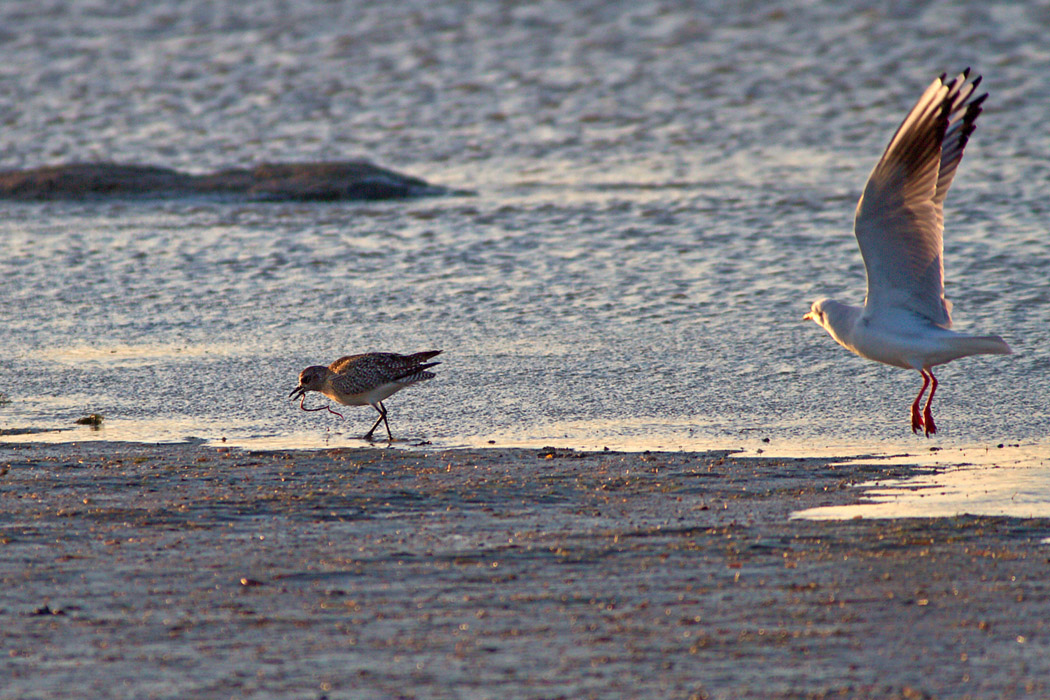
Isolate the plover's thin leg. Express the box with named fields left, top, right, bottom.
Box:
left=378, top=401, right=393, bottom=440
left=299, top=394, right=344, bottom=420
left=911, top=371, right=930, bottom=434
left=922, top=371, right=938, bottom=437
left=363, top=406, right=385, bottom=440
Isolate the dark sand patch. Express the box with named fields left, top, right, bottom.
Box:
left=1, top=442, right=1048, bottom=699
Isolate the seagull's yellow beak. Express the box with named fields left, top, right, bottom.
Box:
left=802, top=311, right=816, bottom=322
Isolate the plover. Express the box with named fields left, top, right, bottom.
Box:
left=804, top=69, right=1010, bottom=436
left=289, top=350, right=441, bottom=440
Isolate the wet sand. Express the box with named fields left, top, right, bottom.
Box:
left=2, top=441, right=1048, bottom=699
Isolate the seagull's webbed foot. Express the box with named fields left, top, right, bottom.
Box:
left=922, top=371, right=939, bottom=438
left=911, top=370, right=933, bottom=436
left=911, top=403, right=925, bottom=434
left=923, top=408, right=937, bottom=437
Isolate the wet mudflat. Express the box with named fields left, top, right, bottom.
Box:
left=1, top=441, right=1048, bottom=700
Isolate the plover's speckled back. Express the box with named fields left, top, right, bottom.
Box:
left=289, top=351, right=441, bottom=440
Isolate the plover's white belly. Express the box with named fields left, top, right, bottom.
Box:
left=324, top=381, right=405, bottom=406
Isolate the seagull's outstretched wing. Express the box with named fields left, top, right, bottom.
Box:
left=854, top=69, right=986, bottom=328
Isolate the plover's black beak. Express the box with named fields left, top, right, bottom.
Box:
left=289, top=386, right=305, bottom=400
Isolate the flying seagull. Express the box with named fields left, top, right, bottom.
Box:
left=804, top=69, right=1010, bottom=436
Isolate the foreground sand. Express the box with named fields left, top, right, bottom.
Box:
left=2, top=441, right=1048, bottom=699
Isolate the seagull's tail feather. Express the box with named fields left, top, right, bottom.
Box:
left=959, top=334, right=1012, bottom=356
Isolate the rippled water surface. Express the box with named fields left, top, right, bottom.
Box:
left=2, top=1, right=1049, bottom=502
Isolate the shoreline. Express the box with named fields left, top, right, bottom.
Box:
left=2, top=440, right=1048, bottom=699
left=3, top=422, right=1037, bottom=460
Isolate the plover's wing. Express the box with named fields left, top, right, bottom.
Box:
left=382, top=351, right=440, bottom=383
left=329, top=352, right=439, bottom=394
left=327, top=354, right=397, bottom=396
left=405, top=350, right=442, bottom=364
left=854, top=70, right=985, bottom=328
left=330, top=352, right=440, bottom=375
left=328, top=354, right=368, bottom=374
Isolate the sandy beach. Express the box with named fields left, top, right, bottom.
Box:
left=4, top=2, right=1050, bottom=698
left=2, top=440, right=1047, bottom=699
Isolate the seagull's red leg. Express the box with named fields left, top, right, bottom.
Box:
left=299, top=394, right=344, bottom=419
left=911, top=370, right=930, bottom=434
left=922, top=370, right=938, bottom=437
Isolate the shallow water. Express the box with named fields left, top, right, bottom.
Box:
left=794, top=443, right=1050, bottom=520
left=2, top=1, right=1050, bottom=516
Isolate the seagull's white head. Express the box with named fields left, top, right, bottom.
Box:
left=803, top=298, right=859, bottom=345
left=802, top=299, right=829, bottom=327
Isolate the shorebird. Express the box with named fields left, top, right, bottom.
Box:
left=289, top=351, right=441, bottom=440
left=803, top=69, right=1011, bottom=437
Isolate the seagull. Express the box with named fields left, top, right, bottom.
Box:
left=804, top=69, right=1011, bottom=437
left=289, top=351, right=441, bottom=440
